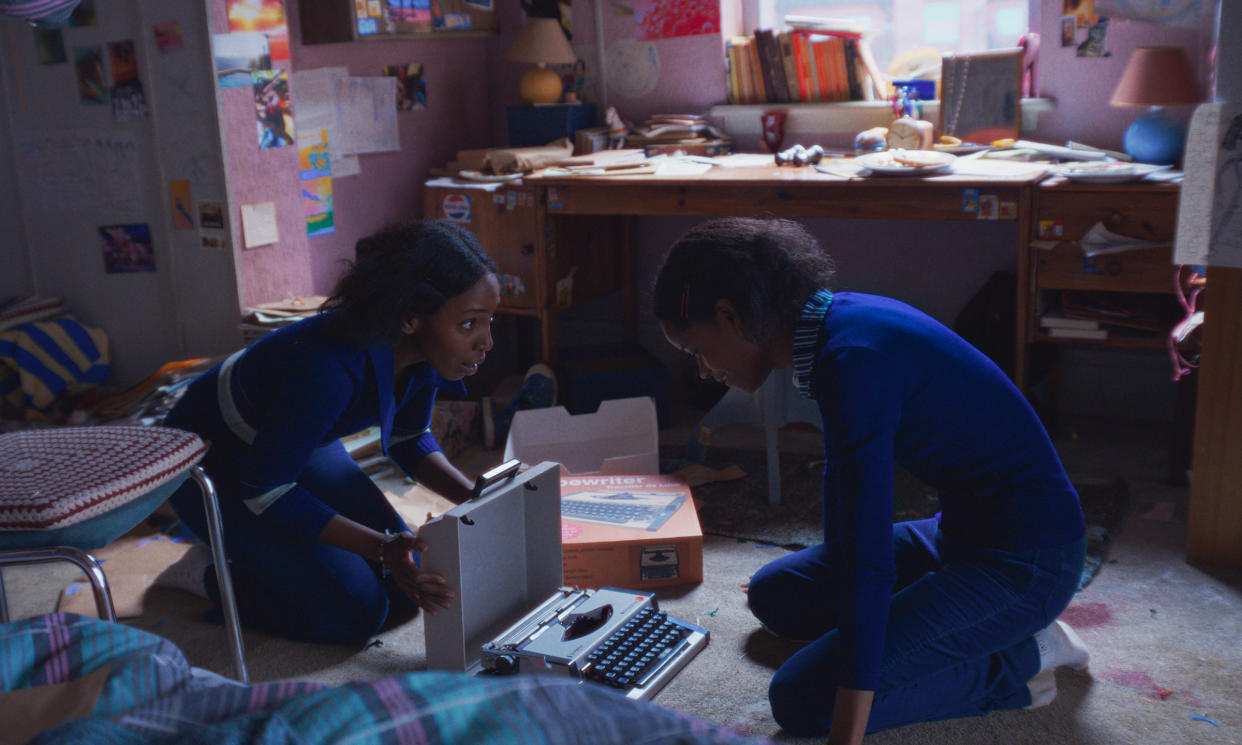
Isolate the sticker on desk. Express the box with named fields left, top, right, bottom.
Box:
left=498, top=272, right=527, bottom=297
left=1038, top=220, right=1064, bottom=239
left=547, top=186, right=561, bottom=211
left=357, top=17, right=377, bottom=35
left=998, top=201, right=1017, bottom=220
left=960, top=188, right=979, bottom=213
left=354, top=0, right=367, bottom=17
left=367, top=0, right=381, bottom=17
left=506, top=190, right=518, bottom=210
left=441, top=193, right=471, bottom=222
left=556, top=266, right=577, bottom=307
left=977, top=194, right=999, bottom=220
left=492, top=192, right=505, bottom=204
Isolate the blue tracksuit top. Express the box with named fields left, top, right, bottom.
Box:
left=809, top=292, right=1084, bottom=691
left=167, top=311, right=465, bottom=543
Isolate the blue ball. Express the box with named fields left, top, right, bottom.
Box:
left=1123, top=110, right=1185, bottom=165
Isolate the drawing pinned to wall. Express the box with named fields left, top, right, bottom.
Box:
left=168, top=180, right=195, bottom=230
left=73, top=45, right=109, bottom=105
left=198, top=201, right=225, bottom=230
left=635, top=0, right=720, bottom=41
left=1095, top=0, right=1203, bottom=27
left=69, top=0, right=96, bottom=27
left=606, top=39, right=660, bottom=99
left=227, top=0, right=286, bottom=32
left=33, top=28, right=67, bottom=64
left=153, top=20, right=185, bottom=53
left=1059, top=15, right=1076, bottom=47
left=1076, top=18, right=1111, bottom=57
left=213, top=32, right=270, bottom=88
left=298, top=127, right=331, bottom=179
left=1062, top=0, right=1096, bottom=26
left=253, top=70, right=294, bottom=148
left=333, top=76, right=399, bottom=154
left=15, top=132, right=142, bottom=215
left=108, top=41, right=147, bottom=123
left=301, top=178, right=334, bottom=237
left=99, top=223, right=156, bottom=274
left=383, top=63, right=426, bottom=110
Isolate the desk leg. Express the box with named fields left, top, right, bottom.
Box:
left=1014, top=185, right=1035, bottom=391
left=620, top=216, right=639, bottom=345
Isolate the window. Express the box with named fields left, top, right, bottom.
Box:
left=756, top=0, right=1036, bottom=77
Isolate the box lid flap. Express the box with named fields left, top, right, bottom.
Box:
left=503, top=397, right=658, bottom=475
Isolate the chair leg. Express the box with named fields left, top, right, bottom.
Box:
left=191, top=466, right=250, bottom=684
left=0, top=546, right=117, bottom=622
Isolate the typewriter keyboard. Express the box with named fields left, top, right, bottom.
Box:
left=582, top=606, right=691, bottom=689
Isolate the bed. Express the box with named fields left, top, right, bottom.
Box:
left=1, top=612, right=774, bottom=745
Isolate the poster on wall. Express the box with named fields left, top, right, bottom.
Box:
left=153, top=20, right=185, bottom=53
left=99, top=223, right=156, bottom=273
left=635, top=0, right=719, bottom=40
left=108, top=41, right=147, bottom=122
left=254, top=70, right=295, bottom=148
left=383, top=63, right=426, bottom=110
left=1094, top=0, right=1204, bottom=27
left=69, top=0, right=96, bottom=27
left=228, top=0, right=289, bottom=60
left=298, top=127, right=335, bottom=237
left=169, top=180, right=195, bottom=230
left=213, top=32, right=270, bottom=88
left=33, top=28, right=67, bottom=64
left=73, top=45, right=109, bottom=105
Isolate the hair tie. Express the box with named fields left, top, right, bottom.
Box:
left=679, top=283, right=691, bottom=319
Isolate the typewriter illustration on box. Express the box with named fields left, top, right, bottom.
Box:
left=560, top=490, right=685, bottom=531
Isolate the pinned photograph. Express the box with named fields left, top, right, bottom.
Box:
left=73, top=45, right=109, bottom=105
left=198, top=201, right=225, bottom=230
left=212, top=32, right=270, bottom=88
left=383, top=62, right=426, bottom=110
left=169, top=180, right=194, bottom=230
left=108, top=40, right=147, bottom=122
left=253, top=69, right=294, bottom=148
left=153, top=19, right=185, bottom=53
left=99, top=223, right=156, bottom=273
left=33, top=28, right=67, bottom=64
left=1060, top=15, right=1076, bottom=46
left=226, top=0, right=287, bottom=33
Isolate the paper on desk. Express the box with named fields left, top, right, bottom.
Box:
left=1080, top=221, right=1170, bottom=257
left=1175, top=102, right=1242, bottom=268
left=654, top=158, right=713, bottom=177
left=711, top=153, right=778, bottom=168
left=949, top=158, right=1050, bottom=179
left=424, top=176, right=507, bottom=191
left=290, top=67, right=360, bottom=177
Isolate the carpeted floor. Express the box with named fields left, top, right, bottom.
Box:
left=670, top=445, right=1130, bottom=588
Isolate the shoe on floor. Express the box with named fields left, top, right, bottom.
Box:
left=491, top=363, right=558, bottom=448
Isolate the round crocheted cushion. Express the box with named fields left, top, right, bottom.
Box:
left=0, top=426, right=207, bottom=532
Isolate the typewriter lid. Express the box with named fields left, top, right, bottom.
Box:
left=420, top=460, right=563, bottom=672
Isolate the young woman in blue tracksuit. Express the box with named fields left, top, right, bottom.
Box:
left=653, top=217, right=1090, bottom=744
left=164, top=220, right=499, bottom=644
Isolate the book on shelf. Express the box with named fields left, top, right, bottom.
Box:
left=1039, top=312, right=1101, bottom=331
left=722, top=27, right=884, bottom=105
left=784, top=15, right=864, bottom=37
left=754, top=29, right=789, bottom=103
left=1045, top=326, right=1110, bottom=340
left=776, top=31, right=802, bottom=102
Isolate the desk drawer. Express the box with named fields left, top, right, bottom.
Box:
left=1035, top=243, right=1176, bottom=293
left=424, top=186, right=539, bottom=311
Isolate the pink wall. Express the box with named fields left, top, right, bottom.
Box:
left=211, top=0, right=496, bottom=307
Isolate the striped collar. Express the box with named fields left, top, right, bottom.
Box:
left=792, top=289, right=833, bottom=398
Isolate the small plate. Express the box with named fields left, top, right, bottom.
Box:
left=854, top=149, right=957, bottom=176
left=1050, top=162, right=1167, bottom=184
left=456, top=170, right=524, bottom=183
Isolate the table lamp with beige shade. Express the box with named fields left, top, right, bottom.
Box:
left=507, top=17, right=578, bottom=105
left=1110, top=46, right=1203, bottom=165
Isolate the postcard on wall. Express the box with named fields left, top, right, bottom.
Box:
left=254, top=70, right=295, bottom=148
left=168, top=180, right=194, bottom=230
left=302, top=178, right=335, bottom=237
left=298, top=127, right=331, bottom=179
left=34, top=28, right=67, bottom=64
left=74, top=45, right=110, bottom=105
left=99, top=223, right=156, bottom=273
left=383, top=63, right=426, bottom=110
left=198, top=200, right=225, bottom=230
left=212, top=32, right=270, bottom=88
left=332, top=76, right=399, bottom=155
left=153, top=20, right=185, bottom=53
left=108, top=41, right=147, bottom=122
left=227, top=0, right=286, bottom=32
left=290, top=66, right=360, bottom=177
left=241, top=201, right=279, bottom=248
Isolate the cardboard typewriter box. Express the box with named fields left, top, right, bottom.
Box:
left=503, top=397, right=703, bottom=590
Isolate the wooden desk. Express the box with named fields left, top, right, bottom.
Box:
left=526, top=163, right=1045, bottom=379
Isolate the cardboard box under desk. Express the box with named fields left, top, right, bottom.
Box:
left=504, top=397, right=704, bottom=590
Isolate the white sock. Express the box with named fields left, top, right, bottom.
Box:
left=153, top=542, right=213, bottom=599
left=1025, top=668, right=1058, bottom=709
left=1034, top=619, right=1090, bottom=672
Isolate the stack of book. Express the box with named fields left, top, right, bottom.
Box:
left=725, top=18, right=886, bottom=105
left=625, top=114, right=733, bottom=156
left=1038, top=312, right=1109, bottom=340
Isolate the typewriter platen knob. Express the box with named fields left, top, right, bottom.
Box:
left=490, top=654, right=519, bottom=675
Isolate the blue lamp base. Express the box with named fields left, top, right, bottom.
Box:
left=1123, top=106, right=1186, bottom=166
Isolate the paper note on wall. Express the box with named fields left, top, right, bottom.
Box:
left=241, top=201, right=279, bottom=248
left=14, top=131, right=142, bottom=214
left=1174, top=103, right=1242, bottom=268
left=290, top=66, right=360, bottom=177
left=333, top=76, right=400, bottom=155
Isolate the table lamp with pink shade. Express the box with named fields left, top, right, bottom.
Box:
left=1110, top=46, right=1203, bottom=166
left=507, top=17, right=578, bottom=105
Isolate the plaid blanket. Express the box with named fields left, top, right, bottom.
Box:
left=2, top=614, right=773, bottom=745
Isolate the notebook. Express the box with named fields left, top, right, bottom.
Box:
left=421, top=460, right=709, bottom=700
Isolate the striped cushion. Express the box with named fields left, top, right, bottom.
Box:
left=0, top=427, right=206, bottom=531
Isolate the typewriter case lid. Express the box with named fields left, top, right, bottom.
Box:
left=420, top=460, right=563, bottom=672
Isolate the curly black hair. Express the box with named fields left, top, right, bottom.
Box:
left=321, top=219, right=497, bottom=347
left=652, top=217, right=836, bottom=341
